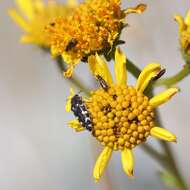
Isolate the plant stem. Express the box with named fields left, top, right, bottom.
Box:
left=160, top=141, right=188, bottom=190
left=150, top=91, right=188, bottom=190
left=126, top=58, right=188, bottom=190
left=126, top=58, right=141, bottom=78
left=155, top=64, right=190, bottom=87
left=141, top=144, right=167, bottom=166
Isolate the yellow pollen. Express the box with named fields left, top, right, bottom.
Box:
left=86, top=85, right=155, bottom=150
left=46, top=0, right=123, bottom=60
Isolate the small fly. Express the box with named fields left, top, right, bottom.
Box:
left=152, top=69, right=166, bottom=81
left=96, top=75, right=109, bottom=91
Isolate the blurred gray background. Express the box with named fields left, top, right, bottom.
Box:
left=1, top=0, right=190, bottom=190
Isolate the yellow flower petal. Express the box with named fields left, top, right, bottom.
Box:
left=114, top=48, right=127, bottom=86
left=149, top=88, right=179, bottom=108
left=67, top=0, right=78, bottom=6
left=174, top=15, right=186, bottom=32
left=93, top=147, right=113, bottom=182
left=125, top=4, right=147, bottom=15
left=65, top=88, right=75, bottom=112
left=62, top=52, right=80, bottom=66
left=185, top=9, right=190, bottom=26
left=8, top=9, right=30, bottom=32
left=15, top=0, right=34, bottom=20
left=64, top=65, right=74, bottom=78
left=88, top=54, right=113, bottom=86
left=68, top=119, right=85, bottom=132
left=20, top=35, right=35, bottom=44
left=150, top=127, right=176, bottom=142
left=121, top=148, right=134, bottom=177
left=33, top=0, right=44, bottom=12
left=51, top=46, right=59, bottom=58
left=135, top=63, right=161, bottom=93
left=62, top=52, right=80, bottom=78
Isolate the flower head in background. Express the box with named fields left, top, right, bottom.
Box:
left=45, top=0, right=147, bottom=77
left=9, top=0, right=77, bottom=47
left=66, top=49, right=178, bottom=181
left=175, top=9, right=190, bottom=56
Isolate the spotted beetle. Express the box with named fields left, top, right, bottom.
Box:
left=71, top=94, right=93, bottom=131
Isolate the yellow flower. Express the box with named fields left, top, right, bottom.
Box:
left=45, top=1, right=147, bottom=77
left=8, top=0, right=77, bottom=47
left=175, top=9, right=190, bottom=55
left=66, top=48, right=178, bottom=181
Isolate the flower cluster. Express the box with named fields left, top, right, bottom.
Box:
left=175, top=9, right=190, bottom=56
left=9, top=0, right=77, bottom=47
left=45, top=0, right=146, bottom=77
left=9, top=0, right=182, bottom=184
left=66, top=49, right=177, bottom=181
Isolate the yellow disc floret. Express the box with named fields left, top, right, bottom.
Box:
left=86, top=84, right=155, bottom=150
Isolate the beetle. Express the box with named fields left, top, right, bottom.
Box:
left=71, top=94, right=93, bottom=131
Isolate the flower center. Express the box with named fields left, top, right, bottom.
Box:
left=86, top=85, right=155, bottom=150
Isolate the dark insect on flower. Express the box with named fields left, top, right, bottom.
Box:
left=102, top=105, right=112, bottom=114
left=81, top=56, right=88, bottom=62
left=101, top=37, right=110, bottom=48
left=71, top=94, right=92, bottom=131
left=50, top=22, right=55, bottom=27
left=65, top=39, right=78, bottom=52
left=121, top=23, right=129, bottom=29
left=152, top=69, right=166, bottom=81
left=96, top=75, right=109, bottom=91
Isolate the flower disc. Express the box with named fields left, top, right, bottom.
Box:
left=86, top=85, right=155, bottom=150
